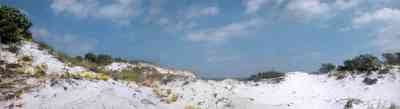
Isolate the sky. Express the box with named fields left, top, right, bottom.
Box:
left=2, top=0, right=400, bottom=78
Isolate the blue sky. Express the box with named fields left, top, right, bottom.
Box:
left=2, top=0, right=400, bottom=77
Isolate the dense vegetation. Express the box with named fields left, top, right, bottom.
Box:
left=316, top=53, right=400, bottom=85
left=247, top=70, right=286, bottom=83
left=318, top=53, right=398, bottom=75
left=249, top=53, right=399, bottom=84
left=36, top=40, right=156, bottom=68
left=0, top=5, right=33, bottom=53
left=382, top=53, right=400, bottom=65
left=0, top=5, right=164, bottom=83
left=337, top=54, right=382, bottom=74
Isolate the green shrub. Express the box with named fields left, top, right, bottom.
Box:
left=96, top=54, right=113, bottom=65
left=318, top=63, right=336, bottom=74
left=248, top=70, right=286, bottom=82
left=0, top=5, right=32, bottom=45
left=166, top=94, right=178, bottom=104
left=337, top=54, right=382, bottom=74
left=34, top=64, right=47, bottom=78
left=382, top=53, right=400, bottom=65
left=84, top=52, right=97, bottom=63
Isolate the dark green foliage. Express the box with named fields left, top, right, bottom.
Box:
left=318, top=63, right=336, bottom=74
left=75, top=56, right=83, bottom=61
left=96, top=54, right=113, bottom=65
left=81, top=53, right=114, bottom=66
left=0, top=5, right=32, bottom=44
left=84, top=52, right=97, bottom=63
left=248, top=70, right=286, bottom=82
left=382, top=53, right=400, bottom=65
left=337, top=54, right=382, bottom=74
left=327, top=54, right=391, bottom=79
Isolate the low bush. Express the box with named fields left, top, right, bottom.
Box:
left=248, top=70, right=286, bottom=82
left=318, top=63, right=336, bottom=74
left=382, top=53, right=400, bottom=65
left=329, top=54, right=383, bottom=79
left=166, top=94, right=178, bottom=104
left=338, top=54, right=382, bottom=74
left=33, top=64, right=47, bottom=78
left=110, top=67, right=143, bottom=81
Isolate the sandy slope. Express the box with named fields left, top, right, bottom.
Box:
left=19, top=72, right=400, bottom=109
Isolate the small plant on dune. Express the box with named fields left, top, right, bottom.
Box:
left=166, top=94, right=178, bottom=104
left=96, top=73, right=110, bottom=81
left=111, top=67, right=142, bottom=81
left=14, top=90, right=23, bottom=98
left=33, top=64, right=47, bottom=78
left=61, top=71, right=110, bottom=81
left=17, top=56, right=32, bottom=65
left=184, top=105, right=199, bottom=109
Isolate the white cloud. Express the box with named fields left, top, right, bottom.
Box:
left=187, top=18, right=265, bottom=43
left=31, top=27, right=97, bottom=55
left=334, top=0, right=362, bottom=10
left=243, top=0, right=271, bottom=14
left=50, top=0, right=141, bottom=25
left=286, top=0, right=331, bottom=20
left=244, top=0, right=332, bottom=18
left=243, top=0, right=364, bottom=20
left=353, top=8, right=400, bottom=26
left=185, top=6, right=220, bottom=18
left=353, top=8, right=400, bottom=52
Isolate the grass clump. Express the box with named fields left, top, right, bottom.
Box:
left=166, top=94, right=178, bottom=104
left=110, top=67, right=143, bottom=81
left=33, top=64, right=47, bottom=78
left=184, top=105, right=199, bottom=109
left=62, top=71, right=110, bottom=81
